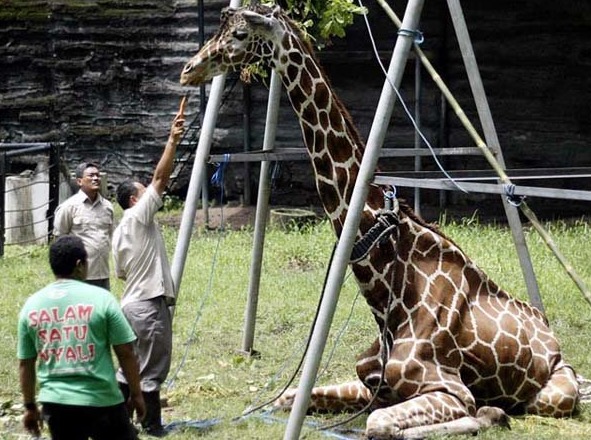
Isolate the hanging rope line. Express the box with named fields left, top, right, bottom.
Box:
left=241, top=243, right=340, bottom=416
left=373, top=0, right=591, bottom=307
left=166, top=156, right=231, bottom=390
left=357, top=0, right=468, bottom=195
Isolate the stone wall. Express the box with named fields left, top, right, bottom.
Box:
left=1, top=0, right=590, bottom=218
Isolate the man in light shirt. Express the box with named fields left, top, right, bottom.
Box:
left=53, top=162, right=114, bottom=290
left=112, top=97, right=186, bottom=437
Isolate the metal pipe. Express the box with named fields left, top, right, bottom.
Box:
left=413, top=55, right=422, bottom=215
left=283, top=1, right=425, bottom=437
left=170, top=0, right=243, bottom=303
left=47, top=142, right=61, bottom=240
left=0, top=151, right=5, bottom=257
left=240, top=71, right=282, bottom=354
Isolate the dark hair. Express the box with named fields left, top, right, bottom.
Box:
left=116, top=178, right=139, bottom=210
left=75, top=162, right=100, bottom=178
left=49, top=235, right=87, bottom=277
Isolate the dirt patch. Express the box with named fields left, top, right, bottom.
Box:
left=160, top=205, right=327, bottom=230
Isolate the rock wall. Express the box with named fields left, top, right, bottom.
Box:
left=1, top=0, right=590, bottom=218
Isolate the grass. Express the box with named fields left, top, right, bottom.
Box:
left=1, top=211, right=591, bottom=439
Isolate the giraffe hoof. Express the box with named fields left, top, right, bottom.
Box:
left=476, top=406, right=511, bottom=429
left=273, top=388, right=297, bottom=410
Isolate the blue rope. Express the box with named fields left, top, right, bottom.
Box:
left=162, top=412, right=363, bottom=439
left=398, top=28, right=424, bottom=45
left=211, top=153, right=231, bottom=187
left=503, top=183, right=526, bottom=207
left=164, top=417, right=222, bottom=433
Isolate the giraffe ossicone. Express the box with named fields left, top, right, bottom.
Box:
left=180, top=4, right=579, bottom=439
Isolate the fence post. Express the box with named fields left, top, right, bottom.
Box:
left=47, top=143, right=61, bottom=241
left=0, top=151, right=5, bottom=257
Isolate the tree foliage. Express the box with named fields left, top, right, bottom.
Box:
left=258, top=0, right=367, bottom=47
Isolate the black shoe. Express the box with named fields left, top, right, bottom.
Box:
left=142, top=391, right=165, bottom=437
left=144, top=425, right=166, bottom=437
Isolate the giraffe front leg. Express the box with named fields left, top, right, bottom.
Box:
left=365, top=392, right=509, bottom=440
left=274, top=380, right=373, bottom=413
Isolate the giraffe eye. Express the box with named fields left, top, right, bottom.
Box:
left=232, top=29, right=248, bottom=41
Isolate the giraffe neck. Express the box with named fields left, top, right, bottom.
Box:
left=270, top=29, right=381, bottom=232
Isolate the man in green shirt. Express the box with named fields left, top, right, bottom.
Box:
left=17, top=235, right=145, bottom=439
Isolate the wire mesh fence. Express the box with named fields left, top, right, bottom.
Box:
left=0, top=143, right=63, bottom=256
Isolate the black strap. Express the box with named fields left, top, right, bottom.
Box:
left=350, top=210, right=399, bottom=263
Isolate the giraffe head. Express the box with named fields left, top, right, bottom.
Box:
left=180, top=5, right=285, bottom=86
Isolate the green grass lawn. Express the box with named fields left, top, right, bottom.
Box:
left=1, top=212, right=591, bottom=439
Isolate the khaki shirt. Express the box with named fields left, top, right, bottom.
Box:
left=53, top=190, right=114, bottom=280
left=112, top=185, right=175, bottom=308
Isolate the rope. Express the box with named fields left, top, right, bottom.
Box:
left=357, top=0, right=468, bottom=195
left=374, top=0, right=591, bottom=307
left=166, top=155, right=231, bottom=390
left=4, top=200, right=50, bottom=213
left=241, top=243, right=339, bottom=416
left=165, top=224, right=226, bottom=390
left=4, top=178, right=49, bottom=193
left=397, top=28, right=424, bottom=45
left=503, top=183, right=525, bottom=207
left=210, top=153, right=231, bottom=187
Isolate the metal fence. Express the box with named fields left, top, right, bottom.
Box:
left=0, top=143, right=62, bottom=257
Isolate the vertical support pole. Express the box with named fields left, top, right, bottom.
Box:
left=0, top=151, right=5, bottom=257
left=170, top=0, right=243, bottom=300
left=413, top=56, right=422, bottom=216
left=198, top=0, right=209, bottom=225
left=437, top=3, right=449, bottom=211
left=283, top=1, right=425, bottom=438
left=171, top=75, right=227, bottom=297
left=240, top=72, right=282, bottom=355
left=242, top=83, right=252, bottom=205
left=47, top=142, right=61, bottom=241
left=446, top=0, right=544, bottom=312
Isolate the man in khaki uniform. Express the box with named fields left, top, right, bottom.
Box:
left=53, top=162, right=114, bottom=290
left=112, top=98, right=186, bottom=437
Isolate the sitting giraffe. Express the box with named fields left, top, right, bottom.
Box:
left=180, top=5, right=579, bottom=439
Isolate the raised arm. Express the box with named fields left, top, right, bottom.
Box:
left=152, top=97, right=187, bottom=196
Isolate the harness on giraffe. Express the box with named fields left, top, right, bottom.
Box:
left=350, top=188, right=400, bottom=264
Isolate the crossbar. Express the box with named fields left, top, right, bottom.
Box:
left=374, top=175, right=591, bottom=202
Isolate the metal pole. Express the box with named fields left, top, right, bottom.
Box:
left=170, top=0, right=242, bottom=299
left=0, top=151, right=5, bottom=257
left=413, top=56, right=422, bottom=215
left=242, top=83, right=252, bottom=205
left=283, top=1, right=425, bottom=438
left=171, top=76, right=227, bottom=296
left=47, top=142, right=61, bottom=241
left=446, top=0, right=544, bottom=312
left=198, top=0, right=209, bottom=224
left=240, top=72, right=282, bottom=355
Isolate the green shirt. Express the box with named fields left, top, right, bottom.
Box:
left=17, top=279, right=136, bottom=407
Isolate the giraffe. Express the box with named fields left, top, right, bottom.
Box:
left=180, top=5, right=579, bottom=439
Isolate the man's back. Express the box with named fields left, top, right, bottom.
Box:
left=17, top=279, right=135, bottom=406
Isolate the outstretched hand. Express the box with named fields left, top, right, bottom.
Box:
left=169, top=96, right=187, bottom=145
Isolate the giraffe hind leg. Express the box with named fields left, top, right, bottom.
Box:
left=525, top=363, right=579, bottom=417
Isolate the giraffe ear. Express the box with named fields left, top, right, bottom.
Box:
left=242, top=10, right=276, bottom=32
